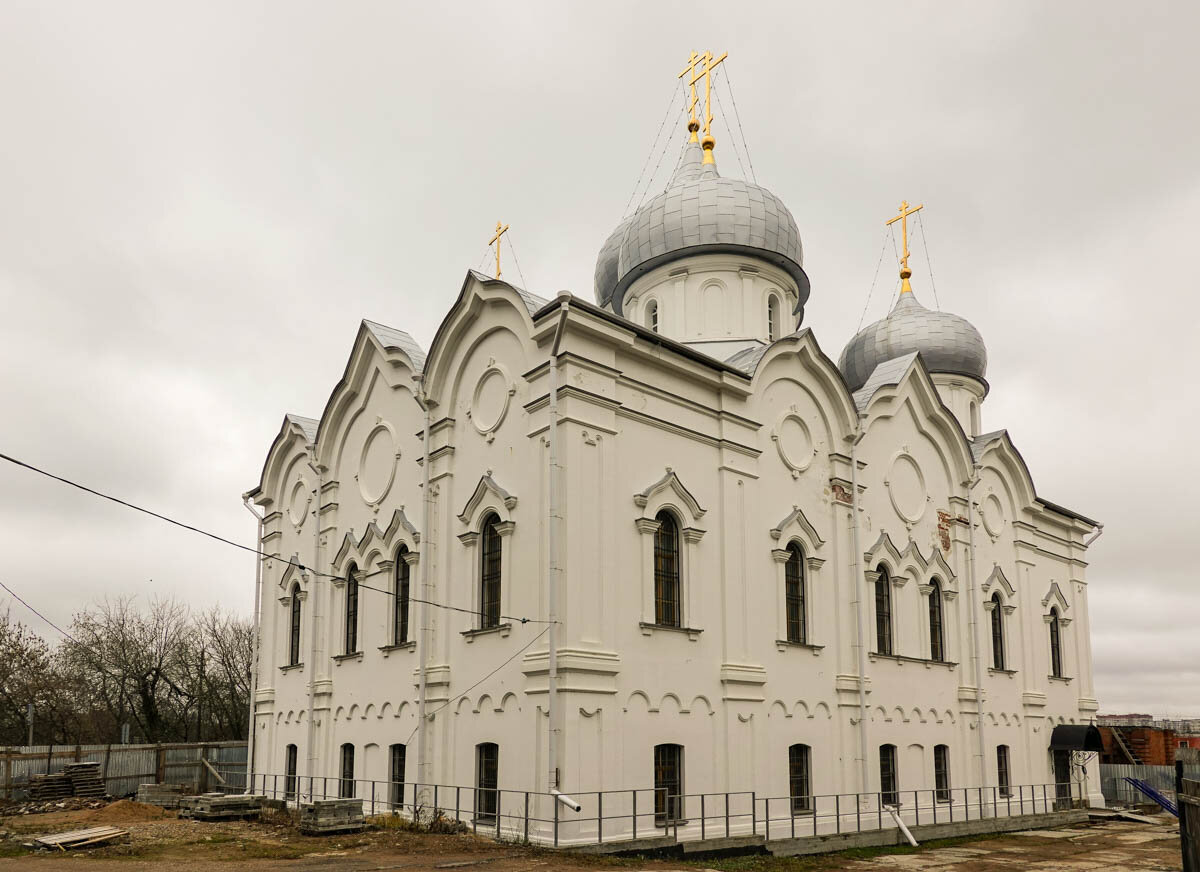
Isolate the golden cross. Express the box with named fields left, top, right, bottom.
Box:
left=678, top=51, right=702, bottom=141
left=488, top=220, right=510, bottom=279
left=885, top=200, right=923, bottom=292
left=688, top=50, right=727, bottom=138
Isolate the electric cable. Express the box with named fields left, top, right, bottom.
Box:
left=720, top=65, right=757, bottom=185
left=633, top=99, right=687, bottom=213
left=403, top=624, right=550, bottom=746
left=915, top=210, right=942, bottom=310
left=710, top=74, right=748, bottom=181
left=0, top=451, right=556, bottom=626
left=622, top=82, right=683, bottom=218
left=856, top=231, right=892, bottom=332
left=504, top=230, right=530, bottom=291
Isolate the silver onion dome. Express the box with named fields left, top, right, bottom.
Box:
left=838, top=290, right=988, bottom=393
left=594, top=138, right=810, bottom=320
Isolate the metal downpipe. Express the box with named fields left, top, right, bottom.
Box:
left=849, top=418, right=870, bottom=796
left=241, top=492, right=265, bottom=793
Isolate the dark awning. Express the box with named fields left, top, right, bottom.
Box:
left=1049, top=724, right=1104, bottom=752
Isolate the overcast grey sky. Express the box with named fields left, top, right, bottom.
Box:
left=1, top=1, right=1196, bottom=716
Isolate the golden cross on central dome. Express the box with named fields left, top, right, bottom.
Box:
left=679, top=50, right=727, bottom=163
left=885, top=200, right=924, bottom=294
left=489, top=220, right=510, bottom=279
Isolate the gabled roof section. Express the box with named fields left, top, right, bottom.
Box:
left=969, top=430, right=1099, bottom=529
left=363, top=320, right=426, bottom=373
left=970, top=429, right=1007, bottom=464
left=725, top=341, right=776, bottom=375
left=852, top=352, right=920, bottom=413
left=285, top=414, right=319, bottom=444
left=467, top=269, right=551, bottom=316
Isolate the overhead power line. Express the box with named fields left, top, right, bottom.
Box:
left=0, top=451, right=555, bottom=626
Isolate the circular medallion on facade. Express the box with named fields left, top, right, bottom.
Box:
left=287, top=478, right=310, bottom=528
left=358, top=423, right=398, bottom=505
left=773, top=412, right=814, bottom=474
left=470, top=366, right=513, bottom=438
left=886, top=453, right=927, bottom=524
left=981, top=493, right=1006, bottom=538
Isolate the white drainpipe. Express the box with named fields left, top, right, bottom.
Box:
left=241, top=492, right=264, bottom=794
left=966, top=468, right=987, bottom=797
left=849, top=416, right=870, bottom=796
left=546, top=296, right=570, bottom=791
left=413, top=376, right=434, bottom=790
left=305, top=451, right=323, bottom=798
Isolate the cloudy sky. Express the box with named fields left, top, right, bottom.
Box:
left=1, top=2, right=1196, bottom=716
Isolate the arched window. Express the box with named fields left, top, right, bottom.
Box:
left=934, top=744, right=951, bottom=802
left=653, top=511, right=681, bottom=627
left=344, top=563, right=359, bottom=655
left=653, top=743, right=684, bottom=824
left=767, top=295, right=780, bottom=342
left=996, top=745, right=1012, bottom=797
left=874, top=565, right=893, bottom=655
left=879, top=744, right=898, bottom=806
left=284, top=743, right=298, bottom=799
left=394, top=546, right=411, bottom=645
left=480, top=513, right=502, bottom=629
left=389, top=743, right=406, bottom=808
left=990, top=592, right=1005, bottom=670
left=785, top=543, right=806, bottom=644
left=288, top=583, right=302, bottom=666
left=1049, top=607, right=1063, bottom=678
left=928, top=579, right=945, bottom=662
left=645, top=299, right=659, bottom=333
left=339, top=743, right=355, bottom=798
left=788, top=744, right=812, bottom=813
left=475, top=742, right=499, bottom=822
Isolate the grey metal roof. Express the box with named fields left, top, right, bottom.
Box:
left=970, top=429, right=1007, bottom=464
left=724, top=342, right=772, bottom=375
left=594, top=139, right=809, bottom=319
left=363, top=320, right=427, bottom=372
left=838, top=291, right=987, bottom=393
left=851, top=351, right=919, bottom=412
left=465, top=269, right=550, bottom=316
left=285, top=414, right=319, bottom=442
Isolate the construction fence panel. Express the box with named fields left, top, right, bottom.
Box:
left=1101, top=762, right=1200, bottom=808
left=1, top=742, right=247, bottom=801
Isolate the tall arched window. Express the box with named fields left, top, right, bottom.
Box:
left=288, top=583, right=302, bottom=666
left=785, top=543, right=806, bottom=644
left=394, top=546, right=411, bottom=645
left=879, top=744, right=898, bottom=806
left=653, top=510, right=681, bottom=627
left=996, top=744, right=1012, bottom=797
left=990, top=592, right=1005, bottom=670
left=928, top=579, right=945, bottom=662
left=339, top=743, right=355, bottom=798
left=1049, top=607, right=1063, bottom=678
left=344, top=563, right=359, bottom=654
left=767, top=295, right=780, bottom=342
left=874, top=565, right=893, bottom=655
left=645, top=299, right=660, bottom=333
left=480, top=513, right=502, bottom=629
left=284, top=743, right=298, bottom=799
left=934, top=744, right=951, bottom=802
left=389, top=743, right=406, bottom=808
left=788, top=744, right=812, bottom=813
left=475, top=742, right=499, bottom=822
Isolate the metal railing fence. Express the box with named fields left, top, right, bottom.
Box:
left=228, top=771, right=1083, bottom=848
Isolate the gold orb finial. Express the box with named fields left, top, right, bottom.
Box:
left=701, top=133, right=716, bottom=164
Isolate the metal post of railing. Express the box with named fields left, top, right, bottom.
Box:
left=700, top=793, right=706, bottom=840
left=978, top=787, right=984, bottom=819
left=598, top=791, right=603, bottom=844
left=933, top=789, right=938, bottom=824
left=877, top=793, right=882, bottom=830
left=1042, top=784, right=1047, bottom=814
left=434, top=784, right=439, bottom=817
left=553, top=794, right=559, bottom=847
left=497, top=792, right=502, bottom=839
left=913, top=790, right=919, bottom=826
left=836, top=794, right=841, bottom=834
left=632, top=790, right=637, bottom=841
left=751, top=791, right=756, bottom=837
left=523, top=792, right=530, bottom=843
left=726, top=792, right=731, bottom=839
left=371, top=780, right=375, bottom=816
left=790, top=796, right=796, bottom=839
left=764, top=797, right=769, bottom=841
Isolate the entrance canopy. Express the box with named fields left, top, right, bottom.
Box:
left=1048, top=724, right=1104, bottom=752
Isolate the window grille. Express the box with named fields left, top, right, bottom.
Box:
left=653, top=511, right=682, bottom=627
left=480, top=515, right=502, bottom=629
left=788, top=744, right=812, bottom=813
left=785, top=543, right=806, bottom=644
left=875, top=566, right=893, bottom=655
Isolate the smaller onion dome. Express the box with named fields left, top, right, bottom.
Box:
left=838, top=288, right=987, bottom=393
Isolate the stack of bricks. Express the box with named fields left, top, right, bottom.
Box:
left=299, top=799, right=365, bottom=835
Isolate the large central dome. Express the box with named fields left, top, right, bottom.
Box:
left=594, top=138, right=810, bottom=320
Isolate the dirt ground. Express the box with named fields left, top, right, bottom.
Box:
left=0, top=800, right=1184, bottom=871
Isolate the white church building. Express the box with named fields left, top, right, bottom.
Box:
left=245, top=62, right=1104, bottom=842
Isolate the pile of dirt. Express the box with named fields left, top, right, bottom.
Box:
left=83, top=800, right=171, bottom=823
